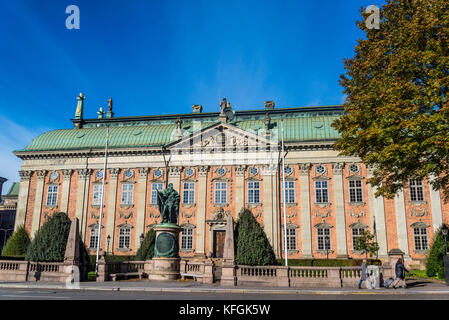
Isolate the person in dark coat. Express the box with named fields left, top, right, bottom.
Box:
left=392, top=258, right=409, bottom=289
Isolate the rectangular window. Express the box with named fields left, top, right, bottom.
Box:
left=317, top=228, right=331, bottom=251
left=315, top=181, right=329, bottom=203
left=248, top=181, right=260, bottom=204
left=121, top=183, right=134, bottom=205
left=414, top=227, right=428, bottom=251
left=410, top=179, right=424, bottom=202
left=151, top=183, right=164, bottom=204
left=285, top=228, right=297, bottom=251
left=181, top=228, right=194, bottom=250
left=352, top=228, right=365, bottom=250
left=118, top=228, right=131, bottom=249
left=89, top=228, right=99, bottom=249
left=46, top=185, right=59, bottom=206
left=215, top=182, right=227, bottom=204
left=92, top=184, right=103, bottom=206
left=283, top=181, right=295, bottom=203
left=182, top=182, right=195, bottom=204
left=349, top=180, right=363, bottom=202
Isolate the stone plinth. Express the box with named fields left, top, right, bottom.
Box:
left=148, top=257, right=181, bottom=281
left=148, top=223, right=182, bottom=281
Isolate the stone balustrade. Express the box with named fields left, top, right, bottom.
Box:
left=0, top=260, right=73, bottom=282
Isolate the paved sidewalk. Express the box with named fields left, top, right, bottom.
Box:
left=0, top=278, right=447, bottom=296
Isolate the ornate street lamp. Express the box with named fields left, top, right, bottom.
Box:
left=325, top=236, right=330, bottom=260
left=140, top=233, right=145, bottom=246
left=106, top=235, right=111, bottom=255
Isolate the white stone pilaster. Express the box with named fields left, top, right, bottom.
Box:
left=134, top=168, right=149, bottom=250
left=14, top=170, right=32, bottom=231
left=235, top=165, right=245, bottom=214
left=367, top=166, right=388, bottom=258
left=262, top=164, right=277, bottom=252
left=429, top=175, right=443, bottom=233
left=31, top=170, right=47, bottom=238
left=299, top=163, right=312, bottom=258
left=394, top=189, right=410, bottom=257
left=332, top=163, right=348, bottom=258
left=60, top=169, right=73, bottom=214
left=75, top=169, right=92, bottom=240
left=195, top=166, right=208, bottom=257
left=105, top=168, right=119, bottom=254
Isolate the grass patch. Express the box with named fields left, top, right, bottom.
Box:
left=87, top=271, right=96, bottom=281
left=407, top=269, right=440, bottom=281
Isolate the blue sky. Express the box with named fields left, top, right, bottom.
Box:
left=0, top=0, right=381, bottom=192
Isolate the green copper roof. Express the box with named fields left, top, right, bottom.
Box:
left=17, top=106, right=344, bottom=153
left=4, top=182, right=19, bottom=198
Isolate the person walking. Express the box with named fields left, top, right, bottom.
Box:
left=358, top=259, right=367, bottom=289
left=392, top=258, right=408, bottom=289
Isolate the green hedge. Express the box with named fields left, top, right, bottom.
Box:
left=277, top=259, right=382, bottom=267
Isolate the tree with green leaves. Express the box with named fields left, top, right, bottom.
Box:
left=332, top=0, right=449, bottom=199
left=234, top=208, right=277, bottom=266
left=135, top=228, right=156, bottom=261
left=1, top=225, right=31, bottom=257
left=25, top=212, right=72, bottom=262
left=354, top=229, right=380, bottom=259
left=426, top=224, right=447, bottom=279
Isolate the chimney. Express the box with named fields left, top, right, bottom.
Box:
left=264, top=100, right=275, bottom=110
left=192, top=105, right=203, bottom=113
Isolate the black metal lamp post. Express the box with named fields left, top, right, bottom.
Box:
left=140, top=233, right=145, bottom=246
left=106, top=235, right=111, bottom=255
left=442, top=225, right=449, bottom=286
left=325, top=236, right=330, bottom=260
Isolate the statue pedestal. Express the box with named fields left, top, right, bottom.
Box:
left=148, top=223, right=182, bottom=281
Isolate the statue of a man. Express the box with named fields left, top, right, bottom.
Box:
left=156, top=183, right=180, bottom=224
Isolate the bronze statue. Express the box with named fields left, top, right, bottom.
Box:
left=156, top=183, right=180, bottom=224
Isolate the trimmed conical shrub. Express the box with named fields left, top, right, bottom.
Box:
left=135, top=228, right=156, bottom=261
left=25, top=212, right=72, bottom=262
left=234, top=208, right=277, bottom=266
left=1, top=225, right=31, bottom=257
left=426, top=224, right=447, bottom=279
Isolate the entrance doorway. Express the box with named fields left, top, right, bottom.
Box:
left=213, top=230, right=226, bottom=258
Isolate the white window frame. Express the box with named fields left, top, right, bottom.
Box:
left=349, top=179, right=363, bottom=203
left=283, top=181, right=295, bottom=203
left=118, top=228, right=131, bottom=249
left=285, top=228, right=297, bottom=251
left=182, top=182, right=195, bottom=204
left=410, top=179, right=424, bottom=202
left=351, top=227, right=365, bottom=250
left=121, top=183, right=134, bottom=205
left=248, top=181, right=260, bottom=204
left=151, top=183, right=164, bottom=204
left=180, top=227, right=194, bottom=250
left=215, top=182, right=227, bottom=204
left=315, top=180, right=329, bottom=203
left=89, top=228, right=99, bottom=249
left=92, top=184, right=103, bottom=206
left=46, top=184, right=59, bottom=207
left=413, top=227, right=428, bottom=251
left=317, top=228, right=331, bottom=251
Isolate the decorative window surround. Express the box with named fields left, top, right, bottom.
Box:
left=348, top=202, right=365, bottom=207
left=314, top=202, right=331, bottom=208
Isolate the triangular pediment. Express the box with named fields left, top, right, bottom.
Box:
left=165, top=122, right=278, bottom=153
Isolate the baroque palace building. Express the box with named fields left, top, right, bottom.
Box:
left=12, top=94, right=449, bottom=267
